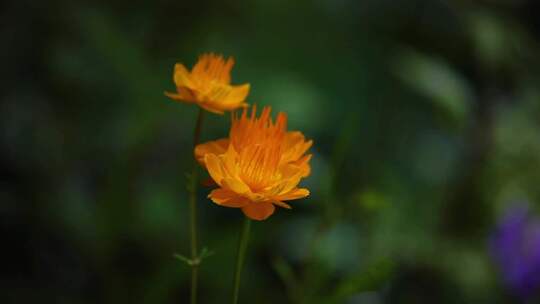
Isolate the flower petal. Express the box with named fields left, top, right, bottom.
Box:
left=272, top=200, right=292, bottom=209
left=294, top=154, right=312, bottom=177
left=173, top=63, right=195, bottom=89
left=205, top=153, right=225, bottom=186
left=221, top=84, right=250, bottom=107
left=275, top=188, right=309, bottom=201
left=200, top=83, right=250, bottom=113
left=281, top=132, right=313, bottom=163
left=208, top=188, right=249, bottom=207
left=221, top=145, right=240, bottom=177
left=269, top=169, right=304, bottom=196
left=222, top=177, right=251, bottom=195
left=199, top=102, right=226, bottom=114
left=204, top=84, right=233, bottom=103
left=242, top=202, right=275, bottom=221
left=192, top=53, right=234, bottom=85
left=164, top=89, right=196, bottom=103
left=195, top=138, right=229, bottom=165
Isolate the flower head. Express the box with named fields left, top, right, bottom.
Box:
left=491, top=204, right=540, bottom=300
left=195, top=106, right=312, bottom=220
left=165, top=53, right=250, bottom=114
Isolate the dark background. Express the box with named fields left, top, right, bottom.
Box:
left=3, top=0, right=540, bottom=303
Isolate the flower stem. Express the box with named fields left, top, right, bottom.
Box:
left=189, top=108, right=205, bottom=304
left=232, top=217, right=252, bottom=304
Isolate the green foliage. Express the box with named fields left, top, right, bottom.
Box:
left=4, top=0, right=540, bottom=303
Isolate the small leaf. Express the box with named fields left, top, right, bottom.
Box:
left=173, top=253, right=192, bottom=265
left=200, top=247, right=215, bottom=260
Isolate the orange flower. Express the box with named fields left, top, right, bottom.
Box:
left=165, top=53, right=250, bottom=114
left=195, top=106, right=312, bottom=220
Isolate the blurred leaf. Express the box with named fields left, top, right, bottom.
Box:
left=468, top=11, right=507, bottom=68
left=272, top=256, right=301, bottom=303
left=393, top=49, right=471, bottom=124
left=354, top=190, right=388, bottom=212
left=315, top=223, right=362, bottom=274
left=330, top=258, right=394, bottom=302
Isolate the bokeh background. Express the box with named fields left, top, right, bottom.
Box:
left=4, top=0, right=540, bottom=303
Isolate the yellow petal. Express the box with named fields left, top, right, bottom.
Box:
left=275, top=188, right=309, bottom=201
left=195, top=138, right=229, bottom=165
left=221, top=83, right=250, bottom=107
left=164, top=89, right=196, bottom=103
left=272, top=200, right=292, bottom=209
left=279, top=154, right=312, bottom=179
left=199, top=84, right=249, bottom=113
left=242, top=202, right=275, bottom=221
left=173, top=63, right=195, bottom=89
left=283, top=131, right=305, bottom=150
left=204, top=85, right=233, bottom=104
left=192, top=53, right=234, bottom=85
left=199, top=102, right=226, bottom=114
left=204, top=154, right=225, bottom=186
left=281, top=132, right=312, bottom=163
left=208, top=188, right=249, bottom=207
left=269, top=167, right=305, bottom=196
left=216, top=56, right=234, bottom=84
left=294, top=154, right=312, bottom=177
left=222, top=177, right=251, bottom=195
left=221, top=145, right=240, bottom=177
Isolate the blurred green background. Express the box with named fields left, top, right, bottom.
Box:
left=3, top=0, right=540, bottom=303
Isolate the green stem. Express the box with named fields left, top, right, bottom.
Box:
left=232, top=217, right=252, bottom=304
left=189, top=108, right=205, bottom=304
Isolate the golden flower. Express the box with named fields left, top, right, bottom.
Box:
left=165, top=53, right=250, bottom=114
left=195, top=106, right=312, bottom=220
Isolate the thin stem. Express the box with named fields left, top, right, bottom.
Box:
left=189, top=108, right=205, bottom=304
left=232, top=217, right=252, bottom=304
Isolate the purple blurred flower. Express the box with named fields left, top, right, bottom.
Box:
left=491, top=205, right=540, bottom=299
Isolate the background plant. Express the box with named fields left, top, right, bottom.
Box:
left=4, top=0, right=540, bottom=303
